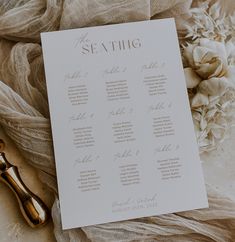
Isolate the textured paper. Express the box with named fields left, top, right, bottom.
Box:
left=41, top=19, right=208, bottom=230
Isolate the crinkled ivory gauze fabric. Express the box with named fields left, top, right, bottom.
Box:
left=0, top=0, right=235, bottom=241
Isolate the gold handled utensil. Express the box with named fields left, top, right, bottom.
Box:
left=0, top=139, right=50, bottom=228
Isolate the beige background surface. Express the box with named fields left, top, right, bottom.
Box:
left=0, top=0, right=234, bottom=241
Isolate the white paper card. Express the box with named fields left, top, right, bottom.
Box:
left=41, top=19, right=208, bottom=230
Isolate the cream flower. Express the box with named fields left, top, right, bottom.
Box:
left=184, top=39, right=235, bottom=102
left=182, top=2, right=235, bottom=153
left=184, top=38, right=228, bottom=79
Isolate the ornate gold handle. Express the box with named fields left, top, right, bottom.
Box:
left=0, top=151, right=50, bottom=227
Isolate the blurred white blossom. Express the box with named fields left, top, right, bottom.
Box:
left=182, top=2, right=235, bottom=153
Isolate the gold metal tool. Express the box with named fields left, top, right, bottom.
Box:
left=0, top=139, right=50, bottom=228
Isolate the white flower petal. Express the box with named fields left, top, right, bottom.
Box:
left=184, top=68, right=201, bottom=88
left=200, top=118, right=207, bottom=130
left=191, top=92, right=209, bottom=108
left=183, top=44, right=196, bottom=67
left=208, top=2, right=221, bottom=20
left=198, top=77, right=229, bottom=96
left=192, top=111, right=202, bottom=121
left=226, top=66, right=235, bottom=85
left=199, top=38, right=227, bottom=61
left=225, top=41, right=235, bottom=58
left=193, top=46, right=213, bottom=64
